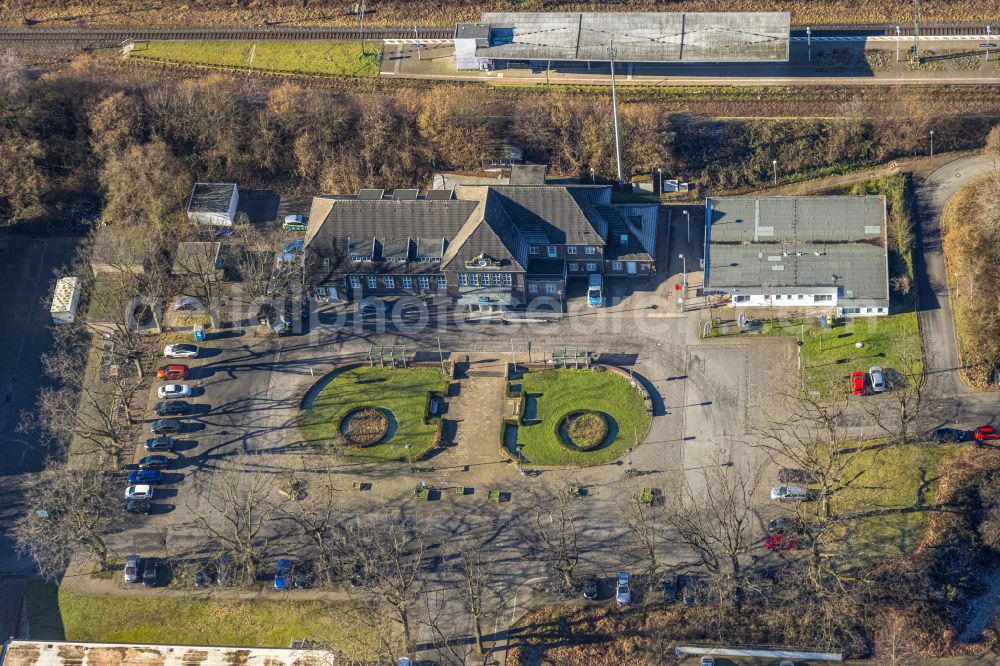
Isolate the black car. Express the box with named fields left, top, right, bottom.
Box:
left=293, top=563, right=313, bottom=589
left=662, top=574, right=679, bottom=603
left=139, top=455, right=169, bottom=470
left=929, top=427, right=966, bottom=444
left=350, top=561, right=365, bottom=588
left=778, top=468, right=817, bottom=484
left=124, top=499, right=152, bottom=515
left=142, top=558, right=159, bottom=587
left=582, top=576, right=598, bottom=600
left=767, top=516, right=804, bottom=534
left=154, top=400, right=192, bottom=417
left=151, top=419, right=182, bottom=434
left=144, top=436, right=176, bottom=452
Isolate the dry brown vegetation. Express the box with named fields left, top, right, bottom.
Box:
left=1, top=0, right=995, bottom=29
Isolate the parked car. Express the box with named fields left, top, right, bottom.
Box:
left=150, top=419, right=182, bottom=434
left=274, top=559, right=291, bottom=590
left=142, top=558, right=159, bottom=587
left=158, top=384, right=192, bottom=399
left=851, top=371, right=867, bottom=396
left=154, top=400, right=191, bottom=417
left=350, top=561, right=365, bottom=588
left=125, top=484, right=153, bottom=500
left=282, top=214, right=307, bottom=231
left=777, top=468, right=816, bottom=484
left=157, top=365, right=189, bottom=380
left=139, top=455, right=169, bottom=470
left=124, top=555, right=141, bottom=583
left=767, top=517, right=804, bottom=534
left=127, top=469, right=163, bottom=484
left=770, top=485, right=813, bottom=501
left=195, top=567, right=213, bottom=588
left=144, top=436, right=176, bottom=452
left=765, top=534, right=799, bottom=551
left=283, top=240, right=305, bottom=254
left=615, top=571, right=631, bottom=605
left=701, top=657, right=715, bottom=666
left=164, top=344, right=199, bottom=359
left=929, top=428, right=966, bottom=444
left=976, top=426, right=1000, bottom=441
left=124, top=499, right=152, bottom=515
left=869, top=366, right=886, bottom=392
left=294, top=563, right=313, bottom=590
left=662, top=574, right=679, bottom=603
left=582, top=576, right=598, bottom=600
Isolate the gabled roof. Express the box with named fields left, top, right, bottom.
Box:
left=188, top=183, right=237, bottom=213
left=441, top=192, right=528, bottom=271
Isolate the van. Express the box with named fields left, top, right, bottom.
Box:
left=282, top=214, right=307, bottom=231
left=587, top=273, right=604, bottom=308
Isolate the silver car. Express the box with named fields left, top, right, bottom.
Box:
left=869, top=366, right=885, bottom=392
left=124, top=554, right=141, bottom=584
left=615, top=571, right=631, bottom=605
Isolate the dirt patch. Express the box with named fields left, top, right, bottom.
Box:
left=338, top=407, right=389, bottom=447
left=559, top=410, right=610, bottom=451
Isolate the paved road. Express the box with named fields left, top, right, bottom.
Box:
left=913, top=154, right=1000, bottom=427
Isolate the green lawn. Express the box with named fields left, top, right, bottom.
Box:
left=515, top=369, right=651, bottom=466
left=299, top=366, right=448, bottom=461
left=761, top=312, right=922, bottom=397
left=24, top=581, right=381, bottom=656
left=130, top=41, right=382, bottom=78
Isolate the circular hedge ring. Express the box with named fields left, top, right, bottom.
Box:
left=558, top=410, right=610, bottom=451
left=339, top=407, right=390, bottom=447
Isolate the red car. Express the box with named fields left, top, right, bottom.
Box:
left=850, top=371, right=867, bottom=396
left=975, top=426, right=1000, bottom=441
left=765, top=534, right=799, bottom=551
left=157, top=365, right=189, bottom=381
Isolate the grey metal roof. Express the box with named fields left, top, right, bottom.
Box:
left=485, top=186, right=610, bottom=245
left=706, top=196, right=888, bottom=306
left=188, top=183, right=237, bottom=213
left=476, top=12, right=790, bottom=63
left=425, top=189, right=455, bottom=200
left=454, top=23, right=490, bottom=42
left=380, top=237, right=410, bottom=260
left=357, top=188, right=384, bottom=200
left=347, top=236, right=374, bottom=256
left=393, top=189, right=419, bottom=201
left=417, top=237, right=445, bottom=258
left=509, top=164, right=547, bottom=185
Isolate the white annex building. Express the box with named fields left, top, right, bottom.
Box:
left=704, top=196, right=890, bottom=318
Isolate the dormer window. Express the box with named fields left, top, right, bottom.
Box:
left=347, top=236, right=374, bottom=262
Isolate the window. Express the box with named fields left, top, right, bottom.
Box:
left=437, top=276, right=446, bottom=289
left=383, top=276, right=394, bottom=289
left=492, top=273, right=502, bottom=286
left=480, top=273, right=490, bottom=286
left=733, top=295, right=749, bottom=303
left=402, top=276, right=413, bottom=289
left=567, top=246, right=577, bottom=255
left=349, top=276, right=361, bottom=289
left=529, top=246, right=540, bottom=255
left=797, top=294, right=804, bottom=300
left=585, top=262, right=597, bottom=272
left=367, top=276, right=377, bottom=289
left=585, top=246, right=596, bottom=255
left=815, top=294, right=832, bottom=302
left=528, top=283, right=539, bottom=294
left=458, top=273, right=467, bottom=286
left=470, top=273, right=479, bottom=286
left=545, top=283, right=557, bottom=294
left=569, top=262, right=579, bottom=272
left=418, top=276, right=430, bottom=289
left=323, top=258, right=330, bottom=267
left=547, top=246, right=557, bottom=258
left=503, top=273, right=511, bottom=286
left=611, top=261, right=623, bottom=271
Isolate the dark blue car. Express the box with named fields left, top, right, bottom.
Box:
left=127, top=469, right=163, bottom=484
left=274, top=559, right=291, bottom=590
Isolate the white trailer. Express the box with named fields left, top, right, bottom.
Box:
left=50, top=277, right=81, bottom=325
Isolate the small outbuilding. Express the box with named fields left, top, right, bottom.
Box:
left=187, top=182, right=239, bottom=226
left=50, top=277, right=81, bottom=325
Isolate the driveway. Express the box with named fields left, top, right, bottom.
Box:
left=913, top=155, right=1000, bottom=426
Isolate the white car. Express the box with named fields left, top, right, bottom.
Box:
left=615, top=571, right=631, bottom=605
left=701, top=658, right=715, bottom=666
left=125, top=484, right=154, bottom=500
left=164, top=344, right=199, bottom=359
left=770, top=485, right=812, bottom=501
left=869, top=366, right=886, bottom=392
left=158, top=384, right=192, bottom=399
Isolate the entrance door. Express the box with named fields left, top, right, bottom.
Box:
left=627, top=262, right=637, bottom=275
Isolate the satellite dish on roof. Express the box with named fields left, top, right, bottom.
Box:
left=478, top=259, right=488, bottom=267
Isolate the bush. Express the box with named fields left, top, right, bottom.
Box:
left=561, top=411, right=609, bottom=450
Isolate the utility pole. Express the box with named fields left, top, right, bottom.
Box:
left=930, top=130, right=935, bottom=157
left=772, top=159, right=778, bottom=185
left=896, top=25, right=901, bottom=62
left=437, top=336, right=445, bottom=375
left=608, top=42, right=625, bottom=188
left=806, top=26, right=811, bottom=62
left=358, top=0, right=367, bottom=55
left=912, top=0, right=921, bottom=57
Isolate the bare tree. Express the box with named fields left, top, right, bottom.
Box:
left=869, top=344, right=930, bottom=444
left=524, top=489, right=581, bottom=590
left=281, top=476, right=346, bottom=588
left=12, top=464, right=123, bottom=578
left=616, top=491, right=668, bottom=584
left=186, top=461, right=292, bottom=583
left=172, top=240, right=227, bottom=328
left=452, top=535, right=501, bottom=655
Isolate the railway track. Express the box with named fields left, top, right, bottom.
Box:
left=0, top=26, right=453, bottom=45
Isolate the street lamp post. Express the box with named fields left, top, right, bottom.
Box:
left=772, top=159, right=778, bottom=185
left=896, top=25, right=901, bottom=62
left=515, top=444, right=525, bottom=475
left=930, top=130, right=935, bottom=157
left=806, top=26, right=811, bottom=62
left=405, top=443, right=414, bottom=472
left=683, top=209, right=690, bottom=244
left=678, top=253, right=687, bottom=312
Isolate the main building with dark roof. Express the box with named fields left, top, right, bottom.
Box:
left=305, top=185, right=657, bottom=311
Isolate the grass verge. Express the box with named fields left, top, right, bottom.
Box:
left=761, top=312, right=921, bottom=397
left=516, top=369, right=650, bottom=466
left=299, top=366, right=448, bottom=461
left=24, top=581, right=381, bottom=655
left=129, top=41, right=382, bottom=78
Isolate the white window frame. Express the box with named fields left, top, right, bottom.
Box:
left=529, top=246, right=540, bottom=255
left=437, top=276, right=447, bottom=289
left=611, top=261, right=623, bottom=270
left=458, top=273, right=467, bottom=286
left=547, top=246, right=557, bottom=258
left=503, top=273, right=511, bottom=286
left=545, top=283, right=557, bottom=295
left=384, top=276, right=394, bottom=289
left=585, top=246, right=596, bottom=255
left=367, top=276, right=377, bottom=289
left=402, top=276, right=413, bottom=289
left=349, top=276, right=361, bottom=289
left=492, top=273, right=502, bottom=286
left=585, top=262, right=597, bottom=272
left=470, top=273, right=479, bottom=286
left=418, top=276, right=430, bottom=289
left=480, top=273, right=490, bottom=286
left=569, top=262, right=579, bottom=272
left=567, top=246, right=577, bottom=255
left=528, top=283, right=539, bottom=294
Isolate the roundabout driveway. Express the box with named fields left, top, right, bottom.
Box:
left=914, top=154, right=1000, bottom=425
